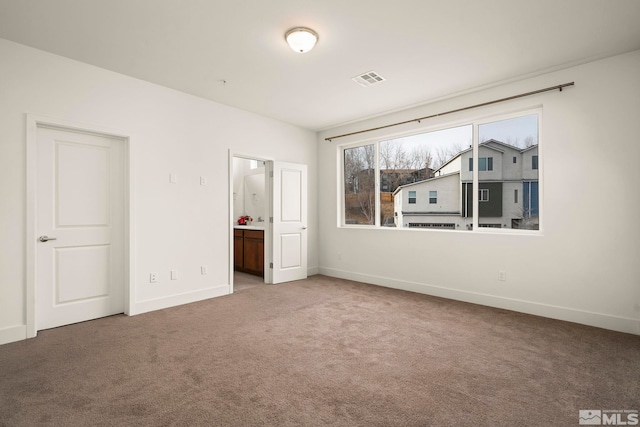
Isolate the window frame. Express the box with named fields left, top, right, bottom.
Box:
left=337, top=107, right=542, bottom=234
left=469, top=156, right=494, bottom=171
left=408, top=190, right=417, bottom=204
left=429, top=190, right=437, bottom=204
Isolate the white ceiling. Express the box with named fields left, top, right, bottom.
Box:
left=1, top=1, right=639, bottom=131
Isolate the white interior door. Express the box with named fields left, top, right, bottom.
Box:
left=271, top=161, right=307, bottom=284
left=36, top=126, right=125, bottom=330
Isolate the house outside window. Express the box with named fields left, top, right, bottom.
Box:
left=408, top=191, right=416, bottom=204
left=479, top=189, right=489, bottom=202
left=429, top=191, right=437, bottom=204
left=532, top=155, right=539, bottom=170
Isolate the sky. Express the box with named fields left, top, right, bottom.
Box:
left=479, top=114, right=538, bottom=147
left=383, top=114, right=538, bottom=160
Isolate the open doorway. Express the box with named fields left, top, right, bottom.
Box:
left=230, top=155, right=270, bottom=292
left=229, top=153, right=308, bottom=293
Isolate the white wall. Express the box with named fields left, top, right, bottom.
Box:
left=232, top=157, right=249, bottom=221
left=243, top=169, right=266, bottom=223
left=318, top=50, right=640, bottom=335
left=0, top=39, right=318, bottom=344
left=232, top=157, right=266, bottom=222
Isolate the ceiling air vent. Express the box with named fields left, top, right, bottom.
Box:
left=352, top=71, right=386, bottom=87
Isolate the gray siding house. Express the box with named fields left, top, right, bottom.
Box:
left=393, top=140, right=539, bottom=229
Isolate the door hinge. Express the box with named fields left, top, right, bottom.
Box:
left=270, top=217, right=273, bottom=223
left=269, top=171, right=274, bottom=178
left=269, top=262, right=273, bottom=269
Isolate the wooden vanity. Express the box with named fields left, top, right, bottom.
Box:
left=234, top=227, right=264, bottom=277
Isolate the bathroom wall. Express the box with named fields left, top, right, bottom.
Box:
left=232, top=157, right=266, bottom=225
left=243, top=171, right=265, bottom=223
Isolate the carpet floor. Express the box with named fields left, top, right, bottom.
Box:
left=1, top=275, right=638, bottom=426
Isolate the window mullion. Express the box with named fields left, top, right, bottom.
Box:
left=374, top=140, right=381, bottom=227
left=472, top=125, right=479, bottom=231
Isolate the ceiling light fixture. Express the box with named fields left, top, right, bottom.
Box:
left=285, top=27, right=318, bottom=53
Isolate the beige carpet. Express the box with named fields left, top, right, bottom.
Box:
left=1, top=275, right=638, bottom=426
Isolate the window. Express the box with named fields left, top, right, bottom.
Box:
left=479, top=113, right=539, bottom=230
left=377, top=124, right=471, bottom=227
left=343, top=145, right=375, bottom=225
left=469, top=157, right=493, bottom=171
left=429, top=191, right=437, bottom=204
left=340, top=110, right=540, bottom=232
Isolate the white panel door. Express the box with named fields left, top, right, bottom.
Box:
left=271, top=161, right=307, bottom=284
left=36, top=126, right=125, bottom=330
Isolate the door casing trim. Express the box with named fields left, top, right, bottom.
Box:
left=228, top=151, right=273, bottom=292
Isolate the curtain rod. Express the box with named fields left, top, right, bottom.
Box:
left=325, top=82, right=574, bottom=142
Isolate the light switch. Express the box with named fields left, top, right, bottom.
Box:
left=170, top=173, right=177, bottom=184
left=170, top=270, right=178, bottom=280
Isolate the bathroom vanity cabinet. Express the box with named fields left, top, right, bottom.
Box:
left=234, top=228, right=264, bottom=277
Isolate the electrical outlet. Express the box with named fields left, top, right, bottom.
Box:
left=499, top=271, right=506, bottom=281
left=200, top=176, right=207, bottom=186
left=170, top=270, right=178, bottom=280
left=201, top=266, right=208, bottom=275
left=150, top=272, right=158, bottom=283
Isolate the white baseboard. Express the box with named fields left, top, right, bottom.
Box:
left=132, top=284, right=230, bottom=315
left=308, top=266, right=320, bottom=276
left=319, top=267, right=640, bottom=336
left=1, top=286, right=231, bottom=345
left=0, top=325, right=27, bottom=345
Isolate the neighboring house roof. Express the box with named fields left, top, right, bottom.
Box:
left=482, top=139, right=526, bottom=152
left=434, top=152, right=462, bottom=174
left=434, top=139, right=537, bottom=174
left=391, top=139, right=539, bottom=194
left=392, top=171, right=460, bottom=195
left=456, top=142, right=506, bottom=157
left=434, top=140, right=505, bottom=173
left=380, top=168, right=431, bottom=174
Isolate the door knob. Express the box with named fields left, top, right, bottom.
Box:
left=38, top=235, right=57, bottom=242
left=301, top=226, right=307, bottom=230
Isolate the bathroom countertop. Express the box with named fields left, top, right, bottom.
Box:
left=234, top=224, right=265, bottom=230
